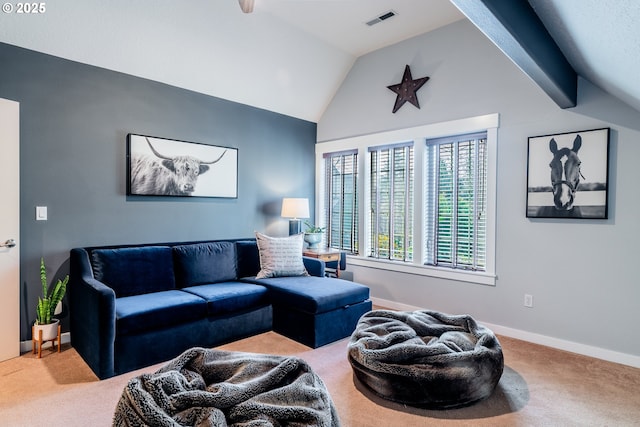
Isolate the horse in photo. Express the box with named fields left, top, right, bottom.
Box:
left=548, top=134, right=584, bottom=212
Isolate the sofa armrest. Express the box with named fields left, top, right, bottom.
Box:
left=303, top=256, right=325, bottom=277
left=69, top=248, right=117, bottom=379
left=325, top=251, right=347, bottom=271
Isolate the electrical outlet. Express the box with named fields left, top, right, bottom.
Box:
left=524, top=294, right=533, bottom=308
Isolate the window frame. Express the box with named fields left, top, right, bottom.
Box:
left=424, top=132, right=488, bottom=271
left=323, top=149, right=359, bottom=254
left=368, top=142, right=414, bottom=261
left=315, top=114, right=498, bottom=286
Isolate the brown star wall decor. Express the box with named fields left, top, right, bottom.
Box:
left=387, top=65, right=430, bottom=113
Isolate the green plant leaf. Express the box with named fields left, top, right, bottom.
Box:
left=36, top=258, right=68, bottom=325
left=37, top=297, right=51, bottom=325
left=40, top=258, right=48, bottom=299
left=304, top=221, right=326, bottom=233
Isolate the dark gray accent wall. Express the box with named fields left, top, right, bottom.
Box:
left=0, top=43, right=317, bottom=341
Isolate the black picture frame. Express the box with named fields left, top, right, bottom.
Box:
left=526, top=127, right=609, bottom=219
left=127, top=133, right=238, bottom=198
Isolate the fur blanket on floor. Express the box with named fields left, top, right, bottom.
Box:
left=113, top=347, right=340, bottom=427
left=348, top=310, right=504, bottom=409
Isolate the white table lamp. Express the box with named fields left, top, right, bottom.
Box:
left=281, top=198, right=310, bottom=235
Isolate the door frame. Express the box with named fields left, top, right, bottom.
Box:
left=0, top=97, right=20, bottom=361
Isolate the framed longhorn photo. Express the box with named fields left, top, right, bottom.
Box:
left=526, top=127, right=609, bottom=219
left=127, top=134, right=238, bottom=198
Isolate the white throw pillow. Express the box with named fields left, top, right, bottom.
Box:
left=255, top=232, right=308, bottom=279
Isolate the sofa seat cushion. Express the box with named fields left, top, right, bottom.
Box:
left=173, top=242, right=237, bottom=288
left=181, top=282, right=269, bottom=316
left=91, top=246, right=176, bottom=298
left=244, top=276, right=370, bottom=314
left=116, top=290, right=207, bottom=336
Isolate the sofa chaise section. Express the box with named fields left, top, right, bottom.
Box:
left=245, top=275, right=372, bottom=348
left=236, top=239, right=372, bottom=348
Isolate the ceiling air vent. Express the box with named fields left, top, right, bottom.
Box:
left=366, top=10, right=397, bottom=26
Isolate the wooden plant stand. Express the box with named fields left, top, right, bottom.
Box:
left=32, top=324, right=61, bottom=358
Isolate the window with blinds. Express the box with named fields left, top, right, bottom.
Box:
left=369, top=143, right=414, bottom=261
left=424, top=132, right=487, bottom=270
left=323, top=150, right=358, bottom=253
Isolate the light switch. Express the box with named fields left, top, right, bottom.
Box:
left=36, top=206, right=47, bottom=221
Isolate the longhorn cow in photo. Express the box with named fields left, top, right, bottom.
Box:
left=130, top=137, right=227, bottom=196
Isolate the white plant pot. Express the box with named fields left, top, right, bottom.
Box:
left=304, top=233, right=323, bottom=249
left=33, top=319, right=59, bottom=341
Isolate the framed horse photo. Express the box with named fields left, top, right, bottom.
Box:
left=526, top=127, right=610, bottom=219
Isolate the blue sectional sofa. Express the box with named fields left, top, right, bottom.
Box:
left=69, top=238, right=371, bottom=379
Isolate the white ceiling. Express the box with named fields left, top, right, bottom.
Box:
left=0, top=0, right=638, bottom=122
left=530, top=0, right=640, bottom=113
left=261, top=0, right=464, bottom=57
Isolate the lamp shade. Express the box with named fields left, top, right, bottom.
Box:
left=281, top=198, right=310, bottom=219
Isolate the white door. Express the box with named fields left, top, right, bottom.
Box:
left=0, top=98, right=20, bottom=361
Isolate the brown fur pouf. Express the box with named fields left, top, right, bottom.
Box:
left=348, top=310, right=504, bottom=409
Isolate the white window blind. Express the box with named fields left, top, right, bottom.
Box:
left=323, top=150, right=358, bottom=253
left=425, top=132, right=487, bottom=270
left=369, top=143, right=414, bottom=261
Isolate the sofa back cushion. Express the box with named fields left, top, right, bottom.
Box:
left=172, top=242, right=237, bottom=287
left=91, top=246, right=176, bottom=298
left=235, top=240, right=261, bottom=278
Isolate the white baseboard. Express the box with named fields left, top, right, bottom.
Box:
left=20, top=331, right=71, bottom=354
left=20, top=303, right=640, bottom=370
left=371, top=297, right=640, bottom=369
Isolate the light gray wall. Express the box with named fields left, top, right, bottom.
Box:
left=318, top=20, right=640, bottom=358
left=0, top=43, right=317, bottom=341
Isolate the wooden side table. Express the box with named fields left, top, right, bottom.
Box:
left=303, top=248, right=342, bottom=278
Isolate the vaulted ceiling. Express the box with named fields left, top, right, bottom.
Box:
left=0, top=0, right=638, bottom=122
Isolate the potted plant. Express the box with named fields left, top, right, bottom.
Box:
left=33, top=258, right=68, bottom=341
left=303, top=221, right=326, bottom=249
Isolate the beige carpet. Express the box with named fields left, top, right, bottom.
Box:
left=1, top=332, right=639, bottom=426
